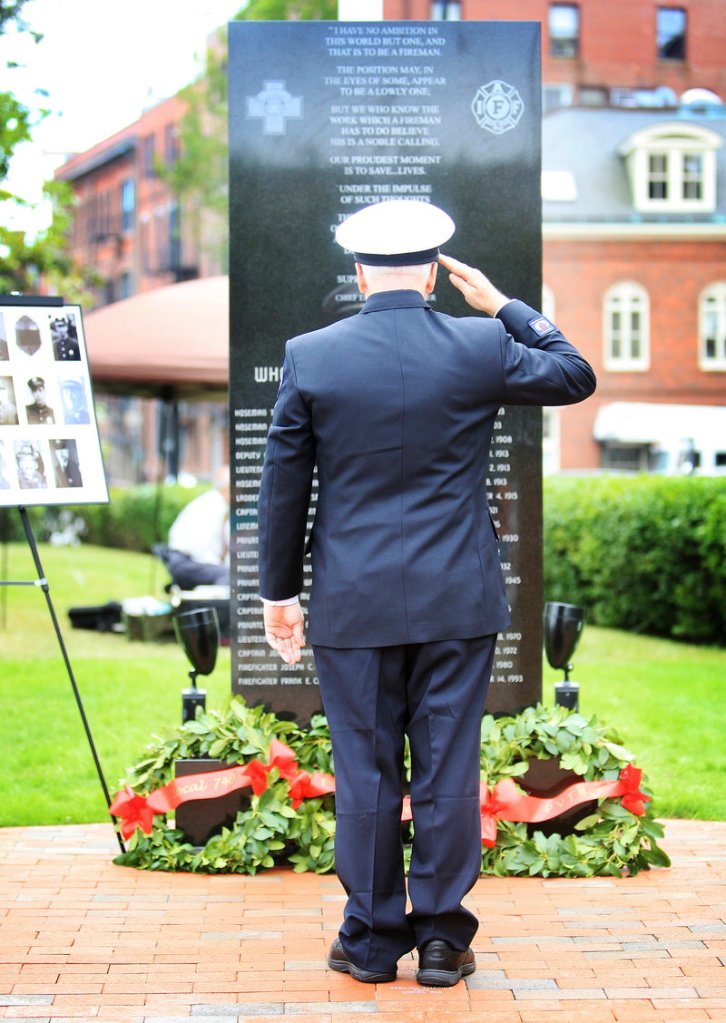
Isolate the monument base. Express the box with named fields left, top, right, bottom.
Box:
left=174, top=759, right=249, bottom=846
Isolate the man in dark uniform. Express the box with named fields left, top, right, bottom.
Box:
left=257, top=200, right=596, bottom=988
left=60, top=378, right=90, bottom=424
left=0, top=378, right=18, bottom=425
left=25, top=377, right=55, bottom=424
left=16, top=443, right=46, bottom=489
left=51, top=440, right=83, bottom=488
left=50, top=315, right=81, bottom=361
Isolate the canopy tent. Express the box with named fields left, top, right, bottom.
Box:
left=594, top=401, right=726, bottom=475
left=83, top=276, right=230, bottom=485
left=593, top=402, right=726, bottom=445
left=83, top=275, right=229, bottom=399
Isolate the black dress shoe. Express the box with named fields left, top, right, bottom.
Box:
left=327, top=938, right=397, bottom=984
left=416, top=939, right=476, bottom=987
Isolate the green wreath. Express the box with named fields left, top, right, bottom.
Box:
left=114, top=698, right=669, bottom=878
left=478, top=704, right=670, bottom=877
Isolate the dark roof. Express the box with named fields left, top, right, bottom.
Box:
left=55, top=138, right=137, bottom=182
left=542, top=105, right=726, bottom=223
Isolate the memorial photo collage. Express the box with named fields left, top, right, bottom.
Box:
left=0, top=305, right=108, bottom=505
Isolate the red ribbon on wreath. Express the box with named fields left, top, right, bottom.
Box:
left=401, top=767, right=649, bottom=847
left=108, top=787, right=156, bottom=840
left=112, top=748, right=649, bottom=847
left=110, top=738, right=335, bottom=841
left=478, top=766, right=650, bottom=847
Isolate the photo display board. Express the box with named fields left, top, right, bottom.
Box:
left=0, top=300, right=109, bottom=506
left=228, top=20, right=543, bottom=721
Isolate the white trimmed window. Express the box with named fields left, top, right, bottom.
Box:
left=657, top=7, right=686, bottom=60
left=699, top=283, right=726, bottom=370
left=604, top=282, right=650, bottom=371
left=431, top=1, right=461, bottom=18
left=549, top=3, right=579, bottom=58
left=541, top=285, right=560, bottom=475
left=542, top=407, right=561, bottom=475
left=619, top=123, right=722, bottom=214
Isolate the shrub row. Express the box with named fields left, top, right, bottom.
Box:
left=0, top=483, right=205, bottom=551
left=544, top=475, right=726, bottom=645
left=3, top=475, right=723, bottom=644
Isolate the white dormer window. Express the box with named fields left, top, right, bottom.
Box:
left=620, top=123, right=722, bottom=213
left=604, top=282, right=650, bottom=371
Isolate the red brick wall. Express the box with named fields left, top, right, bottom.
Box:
left=67, top=155, right=136, bottom=293
left=544, top=236, right=726, bottom=469
left=134, top=96, right=189, bottom=294
left=58, top=96, right=190, bottom=305
left=383, top=0, right=726, bottom=99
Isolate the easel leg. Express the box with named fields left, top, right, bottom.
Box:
left=18, top=507, right=126, bottom=854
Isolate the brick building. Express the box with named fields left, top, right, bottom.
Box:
left=381, top=0, right=726, bottom=472
left=543, top=105, right=726, bottom=472
left=56, top=95, right=222, bottom=307
left=384, top=0, right=726, bottom=106
left=56, top=0, right=726, bottom=477
left=55, top=96, right=227, bottom=485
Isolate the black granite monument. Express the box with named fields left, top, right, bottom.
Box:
left=228, top=20, right=542, bottom=723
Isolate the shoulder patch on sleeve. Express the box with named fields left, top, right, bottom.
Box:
left=528, top=315, right=556, bottom=337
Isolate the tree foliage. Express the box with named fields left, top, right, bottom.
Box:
left=0, top=89, right=32, bottom=183
left=0, top=1, right=35, bottom=38
left=160, top=0, right=336, bottom=271
left=161, top=31, right=231, bottom=273
left=0, top=1, right=98, bottom=301
left=0, top=0, right=36, bottom=184
left=0, top=180, right=101, bottom=301
left=237, top=0, right=337, bottom=18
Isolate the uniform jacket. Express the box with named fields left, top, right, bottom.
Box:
left=258, top=290, right=595, bottom=648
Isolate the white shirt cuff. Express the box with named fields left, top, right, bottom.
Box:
left=494, top=297, right=515, bottom=317
left=260, top=595, right=299, bottom=606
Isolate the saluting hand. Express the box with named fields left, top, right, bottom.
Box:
left=438, top=253, right=510, bottom=317
left=263, top=600, right=306, bottom=665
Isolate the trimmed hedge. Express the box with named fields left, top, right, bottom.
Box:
left=544, top=475, right=726, bottom=645
left=3, top=475, right=724, bottom=645
left=0, top=483, right=206, bottom=551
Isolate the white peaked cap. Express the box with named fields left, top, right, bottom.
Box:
left=335, top=199, right=455, bottom=265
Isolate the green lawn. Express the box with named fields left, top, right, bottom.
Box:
left=543, top=628, right=726, bottom=820
left=1, top=541, right=724, bottom=827
left=1, top=541, right=231, bottom=827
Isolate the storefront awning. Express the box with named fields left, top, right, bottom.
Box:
left=593, top=402, right=726, bottom=446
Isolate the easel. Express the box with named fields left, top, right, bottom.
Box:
left=0, top=293, right=124, bottom=852
left=1, top=509, right=125, bottom=853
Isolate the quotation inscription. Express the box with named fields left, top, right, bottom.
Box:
left=230, top=22, right=540, bottom=714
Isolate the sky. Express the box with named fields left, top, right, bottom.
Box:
left=2, top=0, right=246, bottom=232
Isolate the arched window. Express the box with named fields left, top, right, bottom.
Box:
left=603, top=282, right=650, bottom=371
left=699, top=283, right=726, bottom=370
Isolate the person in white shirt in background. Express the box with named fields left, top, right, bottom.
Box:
left=164, top=466, right=230, bottom=589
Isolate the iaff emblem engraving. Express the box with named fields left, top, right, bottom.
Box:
left=246, top=81, right=303, bottom=136
left=471, top=80, right=524, bottom=136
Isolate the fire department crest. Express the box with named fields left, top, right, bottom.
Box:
left=471, top=80, right=524, bottom=136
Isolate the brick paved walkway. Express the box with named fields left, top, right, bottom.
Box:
left=0, top=819, right=724, bottom=1023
